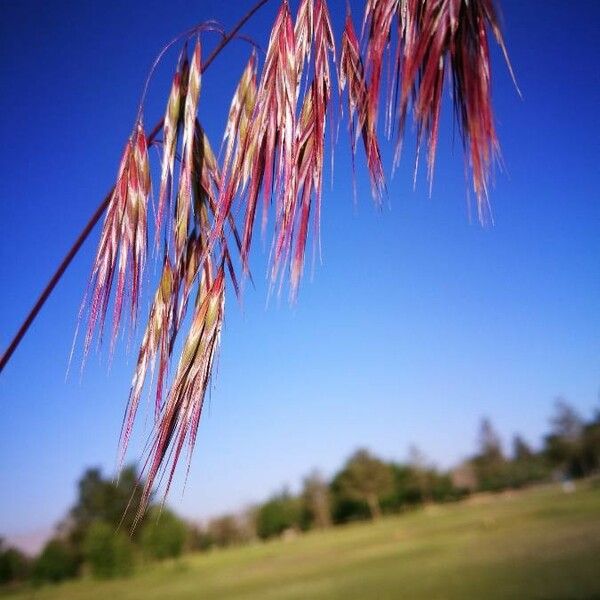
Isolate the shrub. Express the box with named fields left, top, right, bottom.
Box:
left=83, top=521, right=134, bottom=579
left=256, top=492, right=302, bottom=540
left=141, top=508, right=187, bottom=560
left=208, top=515, right=245, bottom=548
left=0, top=542, right=30, bottom=585
left=186, top=525, right=215, bottom=553
left=31, top=539, right=78, bottom=584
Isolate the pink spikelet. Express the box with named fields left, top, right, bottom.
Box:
left=84, top=121, right=150, bottom=357
left=339, top=9, right=385, bottom=200
left=112, top=123, right=150, bottom=344
left=396, top=0, right=513, bottom=216
left=156, top=49, right=189, bottom=241
left=212, top=53, right=258, bottom=249
left=289, top=0, right=336, bottom=295
left=242, top=0, right=297, bottom=275
left=362, top=0, right=399, bottom=135
left=138, top=263, right=225, bottom=515
left=174, top=39, right=202, bottom=261
left=119, top=259, right=175, bottom=465
left=294, top=0, right=314, bottom=72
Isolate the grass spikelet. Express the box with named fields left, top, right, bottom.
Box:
left=112, top=122, right=150, bottom=344
left=175, top=39, right=202, bottom=261
left=213, top=53, right=258, bottom=246
left=362, top=0, right=399, bottom=135
left=287, top=0, right=335, bottom=295
left=289, top=83, right=319, bottom=293
left=139, top=262, right=225, bottom=514
left=84, top=121, right=150, bottom=357
left=120, top=259, right=175, bottom=464
left=294, top=0, right=314, bottom=73
left=395, top=0, right=512, bottom=217
left=340, top=9, right=385, bottom=200
left=156, top=48, right=189, bottom=241
left=242, top=0, right=297, bottom=275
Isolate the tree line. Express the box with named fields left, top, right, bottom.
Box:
left=2, top=397, right=599, bottom=589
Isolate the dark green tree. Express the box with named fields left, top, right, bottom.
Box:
left=31, top=539, right=78, bottom=585
left=255, top=491, right=302, bottom=539
left=0, top=539, right=30, bottom=585
left=507, top=434, right=549, bottom=488
left=83, top=521, right=134, bottom=579
left=68, top=465, right=147, bottom=547
left=544, top=399, right=585, bottom=477
left=141, top=507, right=187, bottom=560
left=512, top=435, right=534, bottom=461
left=581, top=414, right=600, bottom=474
left=472, top=418, right=508, bottom=491
left=333, top=449, right=394, bottom=520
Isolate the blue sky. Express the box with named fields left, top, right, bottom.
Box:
left=0, top=0, right=598, bottom=545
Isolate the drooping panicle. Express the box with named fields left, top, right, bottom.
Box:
left=74, top=0, right=514, bottom=519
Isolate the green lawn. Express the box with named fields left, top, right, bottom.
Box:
left=8, top=482, right=600, bottom=599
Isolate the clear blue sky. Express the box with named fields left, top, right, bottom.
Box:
left=0, top=1, right=598, bottom=544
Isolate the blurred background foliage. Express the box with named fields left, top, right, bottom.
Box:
left=1, top=398, right=599, bottom=590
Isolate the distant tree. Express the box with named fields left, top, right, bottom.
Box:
left=544, top=399, right=585, bottom=477
left=208, top=515, right=245, bottom=548
left=550, top=398, right=583, bottom=441
left=141, top=507, right=187, bottom=561
left=451, top=462, right=478, bottom=493
left=0, top=539, right=30, bottom=585
left=301, top=471, right=331, bottom=530
left=408, top=445, right=433, bottom=503
left=236, top=507, right=259, bottom=543
left=333, top=449, right=394, bottom=520
left=382, top=461, right=465, bottom=513
left=428, top=472, right=466, bottom=503
left=472, top=418, right=508, bottom=491
left=329, top=490, right=371, bottom=524
left=186, top=525, right=215, bottom=553
left=378, top=464, right=419, bottom=514
left=478, top=418, right=504, bottom=462
left=83, top=521, right=134, bottom=579
left=31, top=539, right=78, bottom=585
left=512, top=435, right=534, bottom=461
left=507, top=434, right=549, bottom=488
left=256, top=491, right=302, bottom=540
left=581, top=416, right=600, bottom=474
left=68, top=465, right=147, bottom=548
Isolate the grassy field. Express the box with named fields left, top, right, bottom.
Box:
left=7, top=481, right=600, bottom=600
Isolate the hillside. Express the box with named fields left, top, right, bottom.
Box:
left=6, top=482, right=600, bottom=600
